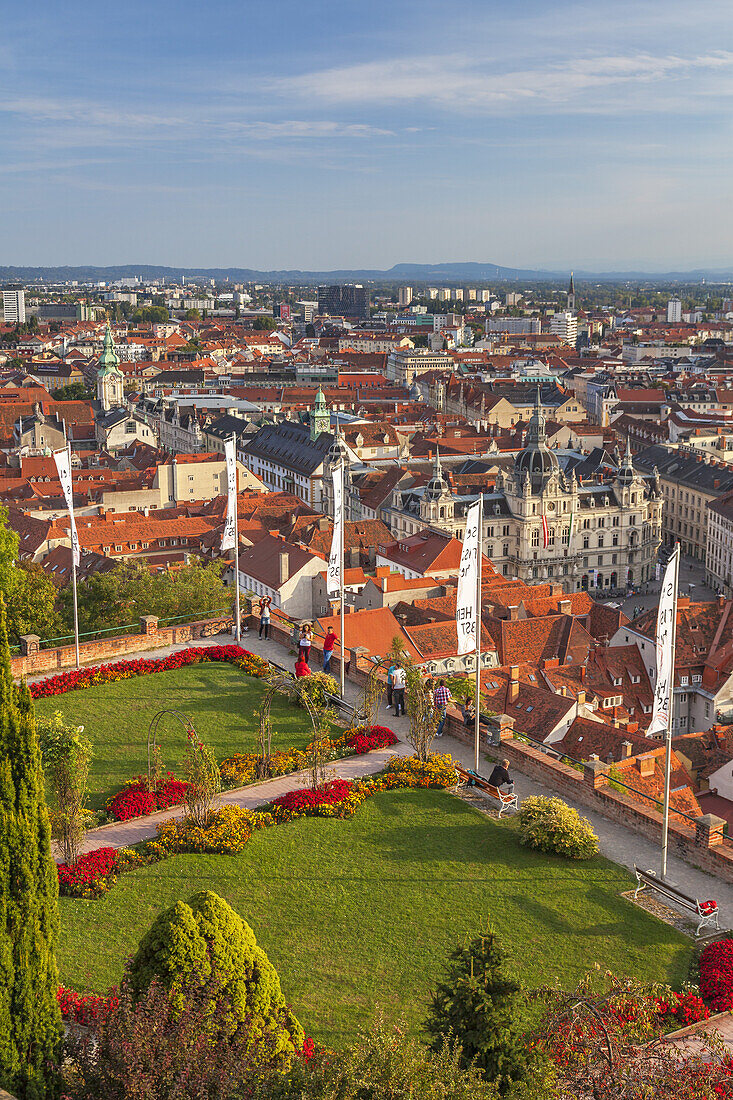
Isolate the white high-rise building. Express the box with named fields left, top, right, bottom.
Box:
left=453, top=288, right=464, bottom=301
left=667, top=297, right=682, bottom=324
left=427, top=287, right=439, bottom=299
left=439, top=287, right=451, bottom=301
left=549, top=310, right=578, bottom=344
left=481, top=289, right=491, bottom=302
left=2, top=287, right=25, bottom=324
left=467, top=288, right=477, bottom=301
left=398, top=286, right=413, bottom=308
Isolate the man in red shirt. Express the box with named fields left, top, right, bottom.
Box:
left=323, top=628, right=338, bottom=674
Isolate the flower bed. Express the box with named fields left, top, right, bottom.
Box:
left=700, top=938, right=733, bottom=1011
left=58, top=847, right=118, bottom=899
left=57, top=985, right=117, bottom=1026
left=57, top=753, right=458, bottom=898
left=30, top=645, right=269, bottom=699
left=106, top=773, right=188, bottom=822
left=219, top=726, right=398, bottom=788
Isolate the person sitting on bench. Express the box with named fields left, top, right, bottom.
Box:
left=488, top=759, right=514, bottom=794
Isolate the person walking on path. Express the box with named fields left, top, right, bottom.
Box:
left=299, top=624, right=313, bottom=666
left=391, top=662, right=406, bottom=718
left=433, top=679, right=451, bottom=738
left=295, top=656, right=311, bottom=678
left=258, top=596, right=272, bottom=639
left=323, top=627, right=337, bottom=674
left=386, top=659, right=397, bottom=709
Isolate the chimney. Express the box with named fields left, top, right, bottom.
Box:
left=637, top=753, right=655, bottom=777
left=559, top=598, right=572, bottom=615
left=718, top=594, right=726, bottom=609
left=509, top=666, right=519, bottom=703
left=543, top=657, right=560, bottom=669
left=508, top=605, right=519, bottom=621
left=279, top=551, right=289, bottom=585
left=381, top=577, right=389, bottom=593
left=577, top=689, right=586, bottom=706
left=621, top=740, right=633, bottom=758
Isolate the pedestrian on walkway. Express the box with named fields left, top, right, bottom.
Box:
left=299, top=624, right=312, bottom=666
left=323, top=627, right=337, bottom=674
left=433, top=679, right=451, bottom=738
left=386, top=659, right=396, bottom=708
left=391, top=662, right=406, bottom=717
left=258, top=596, right=271, bottom=639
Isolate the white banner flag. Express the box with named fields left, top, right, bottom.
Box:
left=220, top=438, right=237, bottom=551
left=647, top=546, right=680, bottom=739
left=327, top=464, right=344, bottom=597
left=53, top=449, right=80, bottom=567
left=456, top=498, right=481, bottom=655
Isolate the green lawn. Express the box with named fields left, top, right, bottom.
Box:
left=58, top=788, right=693, bottom=1048
left=35, top=664, right=318, bottom=810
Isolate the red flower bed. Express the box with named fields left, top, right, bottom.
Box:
left=29, top=645, right=267, bottom=699
left=58, top=847, right=118, bottom=897
left=700, top=938, right=733, bottom=1011
left=346, top=725, right=398, bottom=755
left=654, top=990, right=710, bottom=1027
left=57, top=985, right=118, bottom=1027
left=106, top=773, right=188, bottom=822
left=273, top=779, right=355, bottom=812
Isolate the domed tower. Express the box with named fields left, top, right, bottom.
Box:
left=617, top=437, right=635, bottom=488
left=514, top=388, right=559, bottom=494
left=96, top=324, right=124, bottom=412
left=322, top=420, right=352, bottom=519
left=421, top=447, right=454, bottom=525
left=310, top=386, right=330, bottom=441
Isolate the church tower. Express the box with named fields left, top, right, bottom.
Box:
left=96, top=324, right=124, bottom=412
left=567, top=272, right=576, bottom=312
left=420, top=447, right=454, bottom=525
left=310, top=386, right=330, bottom=441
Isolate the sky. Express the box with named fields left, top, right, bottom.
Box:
left=2, top=0, right=733, bottom=272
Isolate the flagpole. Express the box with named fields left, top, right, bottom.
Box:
left=231, top=432, right=241, bottom=644
left=339, top=459, right=345, bottom=700
left=474, top=493, right=483, bottom=772
left=68, top=440, right=80, bottom=670
left=661, top=543, right=680, bottom=879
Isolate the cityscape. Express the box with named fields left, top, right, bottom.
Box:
left=3, top=2, right=733, bottom=1098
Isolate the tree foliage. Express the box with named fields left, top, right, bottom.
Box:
left=64, top=973, right=281, bottom=1100
left=4, top=560, right=60, bottom=645
left=0, top=596, right=63, bottom=1098
left=37, top=711, right=93, bottom=865
left=426, top=929, right=531, bottom=1094
left=51, top=381, right=89, bottom=400
left=127, top=890, right=304, bottom=1057
left=262, top=1013, right=500, bottom=1099
left=58, top=558, right=231, bottom=634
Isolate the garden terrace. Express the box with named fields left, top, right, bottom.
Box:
left=35, top=657, right=329, bottom=811
left=58, top=787, right=693, bottom=1048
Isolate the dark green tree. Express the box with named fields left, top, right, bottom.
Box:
left=128, top=891, right=304, bottom=1057
left=0, top=596, right=63, bottom=1098
left=425, top=929, right=529, bottom=1094
left=4, top=561, right=60, bottom=646
left=51, top=381, right=89, bottom=400
left=252, top=316, right=277, bottom=331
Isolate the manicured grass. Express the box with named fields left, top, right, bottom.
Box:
left=35, top=663, right=319, bottom=810
left=58, top=788, right=693, bottom=1048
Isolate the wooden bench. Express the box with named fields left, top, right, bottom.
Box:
left=456, top=764, right=518, bottom=817
left=633, top=865, right=720, bottom=937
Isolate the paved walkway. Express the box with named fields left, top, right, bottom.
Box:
left=47, top=627, right=733, bottom=928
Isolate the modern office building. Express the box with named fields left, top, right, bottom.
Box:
left=549, top=310, right=578, bottom=345
left=397, top=286, right=413, bottom=308
left=667, top=298, right=682, bottom=323
left=317, top=283, right=369, bottom=321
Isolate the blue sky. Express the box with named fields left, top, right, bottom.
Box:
left=2, top=0, right=733, bottom=271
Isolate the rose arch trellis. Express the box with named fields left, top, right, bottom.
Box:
left=146, top=709, right=199, bottom=787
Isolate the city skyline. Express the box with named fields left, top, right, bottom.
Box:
left=2, top=0, right=733, bottom=270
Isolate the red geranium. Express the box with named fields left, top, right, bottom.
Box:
left=57, top=985, right=118, bottom=1027
left=106, top=773, right=189, bottom=821
left=701, top=938, right=733, bottom=1011
left=273, top=779, right=355, bottom=811
left=346, top=725, right=398, bottom=754
left=58, top=847, right=118, bottom=895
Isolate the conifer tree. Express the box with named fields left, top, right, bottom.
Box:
left=0, top=595, right=63, bottom=1099
left=425, top=928, right=529, bottom=1094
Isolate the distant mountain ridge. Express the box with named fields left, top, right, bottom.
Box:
left=1, top=262, right=732, bottom=284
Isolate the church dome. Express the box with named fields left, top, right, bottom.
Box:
left=514, top=389, right=559, bottom=492
left=424, top=447, right=450, bottom=500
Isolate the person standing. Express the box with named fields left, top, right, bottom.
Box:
left=391, top=662, right=406, bottom=718
left=433, top=678, right=451, bottom=738
left=258, top=595, right=271, bottom=639
left=386, top=659, right=397, bottom=709
left=299, top=623, right=312, bottom=666
left=323, top=627, right=337, bottom=674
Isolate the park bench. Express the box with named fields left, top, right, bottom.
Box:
left=456, top=764, right=519, bottom=817
left=633, top=865, right=720, bottom=937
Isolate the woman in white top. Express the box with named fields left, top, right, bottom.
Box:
left=299, top=624, right=313, bottom=666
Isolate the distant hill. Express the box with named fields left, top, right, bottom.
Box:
left=1, top=262, right=732, bottom=285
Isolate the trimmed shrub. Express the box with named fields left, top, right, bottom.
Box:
left=295, top=671, right=338, bottom=710
left=517, top=796, right=599, bottom=859
left=127, top=890, right=304, bottom=1057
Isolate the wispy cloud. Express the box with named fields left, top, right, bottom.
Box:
left=271, top=50, right=733, bottom=113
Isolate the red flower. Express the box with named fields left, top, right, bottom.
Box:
left=346, top=725, right=398, bottom=754
left=57, top=985, right=118, bottom=1026
left=701, top=938, right=733, bottom=1011
left=273, top=779, right=355, bottom=811
left=58, top=847, right=118, bottom=895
